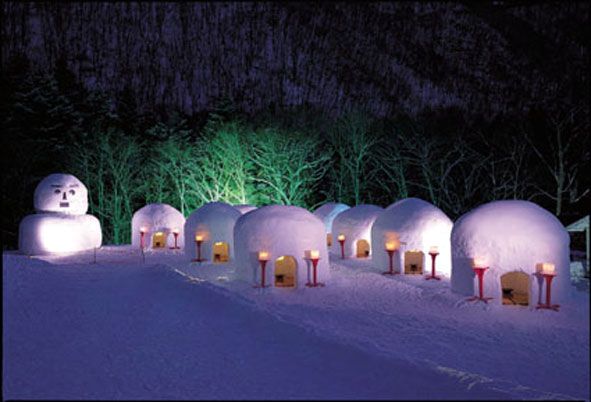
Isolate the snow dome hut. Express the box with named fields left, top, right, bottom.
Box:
left=451, top=200, right=571, bottom=307
left=234, top=205, right=329, bottom=288
left=331, top=204, right=383, bottom=258
left=19, top=173, right=102, bottom=255
left=184, top=202, right=241, bottom=262
left=313, top=202, right=350, bottom=247
left=372, top=198, right=453, bottom=276
left=131, top=203, right=185, bottom=250
left=234, top=204, right=258, bottom=215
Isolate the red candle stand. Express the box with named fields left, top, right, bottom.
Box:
left=382, top=249, right=399, bottom=275
left=466, top=267, right=493, bottom=303
left=140, top=230, right=146, bottom=250
left=306, top=257, right=325, bottom=287
left=536, top=272, right=560, bottom=311
left=170, top=232, right=180, bottom=249
left=253, top=259, right=269, bottom=288
left=425, top=251, right=441, bottom=280
left=191, top=238, right=205, bottom=262
left=338, top=238, right=346, bottom=259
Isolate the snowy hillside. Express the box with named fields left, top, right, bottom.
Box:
left=3, top=247, right=589, bottom=400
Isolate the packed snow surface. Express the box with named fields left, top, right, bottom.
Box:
left=313, top=202, right=350, bottom=233
left=331, top=204, right=383, bottom=257
left=131, top=203, right=185, bottom=249
left=184, top=202, right=241, bottom=261
left=3, top=245, right=588, bottom=400
left=372, top=198, right=453, bottom=276
left=233, top=205, right=329, bottom=286
left=451, top=200, right=571, bottom=305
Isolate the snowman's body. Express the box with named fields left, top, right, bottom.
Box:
left=18, top=173, right=102, bottom=255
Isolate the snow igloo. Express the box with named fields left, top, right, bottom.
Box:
left=234, top=205, right=329, bottom=288
left=131, top=203, right=185, bottom=250
left=19, top=173, right=102, bottom=255
left=451, top=200, right=571, bottom=307
left=313, top=202, right=350, bottom=247
left=372, top=198, right=453, bottom=276
left=331, top=204, right=383, bottom=258
left=234, top=204, right=257, bottom=214
left=184, top=202, right=241, bottom=262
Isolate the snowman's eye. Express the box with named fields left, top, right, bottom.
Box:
left=54, top=189, right=61, bottom=194
left=69, top=189, right=76, bottom=195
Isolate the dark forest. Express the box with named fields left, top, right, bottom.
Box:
left=1, top=2, right=589, bottom=248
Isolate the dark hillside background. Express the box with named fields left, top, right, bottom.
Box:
left=1, top=1, right=589, bottom=248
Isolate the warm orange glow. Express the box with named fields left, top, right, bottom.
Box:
left=258, top=251, right=270, bottom=261
left=536, top=262, right=555, bottom=275
left=195, top=234, right=204, bottom=242
left=385, top=240, right=398, bottom=251
left=337, top=234, right=345, bottom=241
left=473, top=257, right=488, bottom=268
left=310, top=250, right=320, bottom=259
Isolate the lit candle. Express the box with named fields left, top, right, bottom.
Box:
left=195, top=234, right=203, bottom=242
left=537, top=262, right=555, bottom=275
left=429, top=246, right=439, bottom=254
left=172, top=228, right=180, bottom=234
left=385, top=241, right=397, bottom=251
left=473, top=257, right=488, bottom=268
left=337, top=234, right=345, bottom=241
left=140, top=227, right=147, bottom=234
left=310, top=250, right=320, bottom=259
left=258, top=251, right=269, bottom=261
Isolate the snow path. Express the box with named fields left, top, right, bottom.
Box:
left=3, top=247, right=589, bottom=400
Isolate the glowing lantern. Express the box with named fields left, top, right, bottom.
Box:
left=337, top=234, right=346, bottom=259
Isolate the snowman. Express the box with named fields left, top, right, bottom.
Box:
left=19, top=173, right=102, bottom=255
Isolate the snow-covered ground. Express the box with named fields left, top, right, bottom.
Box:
left=3, top=246, right=590, bottom=400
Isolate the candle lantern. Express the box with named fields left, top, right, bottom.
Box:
left=254, top=251, right=270, bottom=288
left=337, top=234, right=346, bottom=259
left=425, top=246, right=441, bottom=280
left=139, top=227, right=147, bottom=250
left=536, top=263, right=560, bottom=311
left=382, top=239, right=400, bottom=275
left=466, top=257, right=493, bottom=303
left=170, top=228, right=180, bottom=250
left=305, top=249, right=324, bottom=287
left=192, top=234, right=205, bottom=262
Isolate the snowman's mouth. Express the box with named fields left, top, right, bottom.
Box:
left=60, top=202, right=69, bottom=208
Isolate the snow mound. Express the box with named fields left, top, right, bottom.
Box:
left=331, top=204, right=383, bottom=258
left=131, top=203, right=185, bottom=249
left=313, top=202, right=350, bottom=233
left=234, top=205, right=329, bottom=287
left=184, top=202, right=241, bottom=262
left=451, top=200, right=571, bottom=305
left=234, top=204, right=257, bottom=214
left=372, top=198, right=453, bottom=276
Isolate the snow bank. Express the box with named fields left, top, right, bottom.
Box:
left=313, top=202, right=350, bottom=233
left=331, top=204, right=383, bottom=258
left=234, top=204, right=257, bottom=214
left=451, top=200, right=571, bottom=305
left=184, top=202, right=241, bottom=262
left=234, top=205, right=329, bottom=288
left=131, top=203, right=185, bottom=249
left=372, top=198, right=453, bottom=276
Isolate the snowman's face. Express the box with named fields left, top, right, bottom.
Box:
left=34, top=173, right=89, bottom=215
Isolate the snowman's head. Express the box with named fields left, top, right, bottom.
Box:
left=34, top=173, right=89, bottom=215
